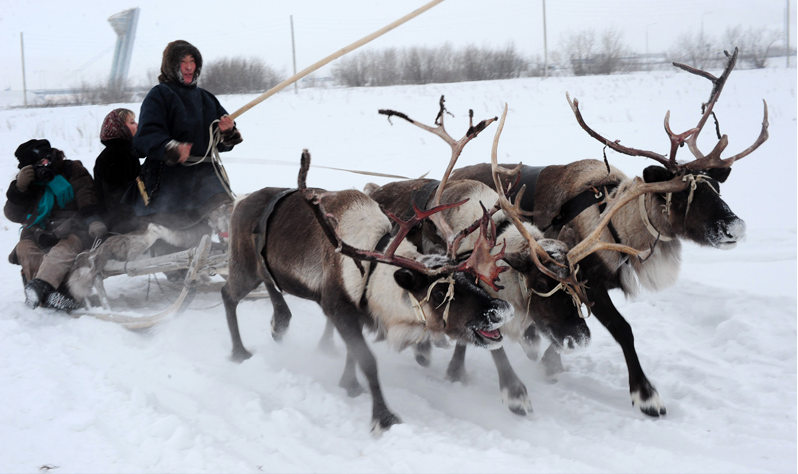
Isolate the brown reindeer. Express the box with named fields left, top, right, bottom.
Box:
left=221, top=150, right=513, bottom=434
left=451, top=48, right=769, bottom=417
left=368, top=177, right=589, bottom=416
left=363, top=96, right=665, bottom=417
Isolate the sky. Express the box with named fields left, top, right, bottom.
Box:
left=0, top=0, right=795, bottom=91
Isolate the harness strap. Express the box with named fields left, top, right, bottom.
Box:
left=638, top=194, right=673, bottom=241
left=359, top=232, right=392, bottom=309
left=550, top=184, right=619, bottom=238
left=403, top=180, right=441, bottom=221
left=254, top=188, right=298, bottom=293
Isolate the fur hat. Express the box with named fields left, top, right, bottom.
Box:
left=158, top=40, right=203, bottom=86
left=14, top=139, right=52, bottom=169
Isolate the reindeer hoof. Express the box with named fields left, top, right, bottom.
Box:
left=414, top=353, right=431, bottom=367
left=502, top=384, right=532, bottom=416
left=231, top=348, right=253, bottom=362
left=340, top=379, right=366, bottom=398
left=445, top=365, right=468, bottom=384
left=631, top=385, right=667, bottom=417
left=371, top=411, right=401, bottom=435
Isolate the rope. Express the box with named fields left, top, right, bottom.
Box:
left=638, top=173, right=719, bottom=241
left=520, top=267, right=587, bottom=319
left=181, top=118, right=236, bottom=201
left=407, top=275, right=456, bottom=325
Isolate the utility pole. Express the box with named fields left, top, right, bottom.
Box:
left=20, top=32, right=27, bottom=108
left=542, top=0, right=548, bottom=78
left=291, top=15, right=298, bottom=94
left=787, top=0, right=791, bottom=68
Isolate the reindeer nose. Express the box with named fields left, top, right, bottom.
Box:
left=487, top=299, right=512, bottom=325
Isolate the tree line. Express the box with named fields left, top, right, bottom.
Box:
left=45, top=23, right=788, bottom=106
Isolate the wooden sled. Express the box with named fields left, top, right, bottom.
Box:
left=72, top=234, right=266, bottom=329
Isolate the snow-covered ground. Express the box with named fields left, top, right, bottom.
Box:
left=0, top=66, right=795, bottom=473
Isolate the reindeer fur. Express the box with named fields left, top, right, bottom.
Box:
left=222, top=186, right=511, bottom=433
left=368, top=178, right=589, bottom=416
left=451, top=159, right=747, bottom=417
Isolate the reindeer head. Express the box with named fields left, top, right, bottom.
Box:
left=567, top=47, right=766, bottom=251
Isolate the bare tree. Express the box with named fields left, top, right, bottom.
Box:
left=68, top=79, right=133, bottom=105
left=332, top=43, right=526, bottom=86
left=201, top=57, right=283, bottom=95
left=724, top=25, right=782, bottom=68
left=561, top=28, right=630, bottom=75
left=668, top=30, right=719, bottom=70
left=595, top=28, right=631, bottom=74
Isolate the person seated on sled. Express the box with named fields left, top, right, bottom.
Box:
left=93, top=108, right=144, bottom=236
left=122, top=39, right=242, bottom=254
left=5, top=139, right=107, bottom=310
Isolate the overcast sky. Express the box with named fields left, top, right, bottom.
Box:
left=1, top=0, right=795, bottom=91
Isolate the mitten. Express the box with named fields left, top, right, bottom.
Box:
left=16, top=165, right=35, bottom=192
left=88, top=220, right=108, bottom=239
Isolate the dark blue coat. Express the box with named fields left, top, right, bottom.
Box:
left=127, top=81, right=235, bottom=223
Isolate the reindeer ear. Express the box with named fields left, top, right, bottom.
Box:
left=705, top=167, right=731, bottom=183
left=642, top=165, right=673, bottom=183
left=393, top=268, right=425, bottom=292
left=556, top=226, right=579, bottom=249
left=502, top=249, right=531, bottom=273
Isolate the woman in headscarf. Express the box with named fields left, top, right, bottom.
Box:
left=94, top=108, right=142, bottom=235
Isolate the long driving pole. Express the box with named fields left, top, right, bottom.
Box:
left=229, top=0, right=445, bottom=120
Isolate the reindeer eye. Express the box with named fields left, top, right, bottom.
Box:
left=533, top=278, right=551, bottom=294
left=432, top=289, right=446, bottom=304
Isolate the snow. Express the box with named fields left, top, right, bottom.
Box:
left=0, top=67, right=795, bottom=473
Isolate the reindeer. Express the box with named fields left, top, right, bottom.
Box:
left=361, top=98, right=591, bottom=416
left=451, top=48, right=769, bottom=417
left=221, top=150, right=513, bottom=434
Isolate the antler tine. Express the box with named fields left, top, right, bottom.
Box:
left=300, top=148, right=458, bottom=276
left=455, top=203, right=509, bottom=291
left=381, top=199, right=468, bottom=259
left=566, top=175, right=690, bottom=268
left=673, top=48, right=769, bottom=170
left=682, top=99, right=769, bottom=171
left=490, top=104, right=565, bottom=284
left=379, top=95, right=497, bottom=257
left=674, top=48, right=738, bottom=160
left=566, top=92, right=674, bottom=169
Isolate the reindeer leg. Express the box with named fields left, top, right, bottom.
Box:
left=264, top=281, right=292, bottom=342
left=329, top=309, right=400, bottom=434
left=445, top=343, right=469, bottom=383
left=317, top=319, right=338, bottom=355
left=541, top=344, right=564, bottom=378
left=221, top=280, right=258, bottom=362
left=520, top=324, right=541, bottom=361
left=338, top=347, right=366, bottom=397
left=412, top=339, right=432, bottom=367
left=589, top=285, right=666, bottom=417
left=491, top=347, right=533, bottom=416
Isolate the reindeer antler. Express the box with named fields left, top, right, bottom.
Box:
left=299, top=149, right=506, bottom=289
left=567, top=47, right=768, bottom=174
left=490, top=105, right=694, bottom=306
left=379, top=95, right=498, bottom=251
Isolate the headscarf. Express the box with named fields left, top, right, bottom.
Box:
left=100, top=109, right=132, bottom=143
